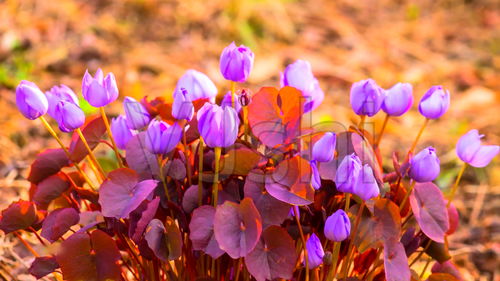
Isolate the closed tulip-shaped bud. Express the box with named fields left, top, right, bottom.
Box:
left=305, top=233, right=324, bottom=269
left=111, top=115, right=136, bottom=149
left=352, top=164, right=380, bottom=201
left=145, top=120, right=182, bottom=154
left=350, top=79, right=385, bottom=117
left=82, top=69, right=119, bottom=107
left=45, top=84, right=79, bottom=119
left=53, top=100, right=85, bottom=132
left=335, top=153, right=362, bottom=193
left=174, top=70, right=218, bottom=102
left=172, top=88, right=194, bottom=121
left=16, top=80, right=48, bottom=120
left=324, top=209, right=351, bottom=242
left=418, top=86, right=450, bottom=119
left=197, top=103, right=240, bottom=148
left=281, top=60, right=324, bottom=112
left=409, top=147, right=440, bottom=182
left=456, top=129, right=499, bottom=168
left=221, top=91, right=242, bottom=112
left=311, top=161, right=321, bottom=190
left=312, top=132, right=336, bottom=162
left=382, top=83, right=413, bottom=116
left=123, top=97, right=151, bottom=130
left=220, top=42, right=254, bottom=83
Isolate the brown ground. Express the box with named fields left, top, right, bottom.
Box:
left=0, top=0, right=498, bottom=280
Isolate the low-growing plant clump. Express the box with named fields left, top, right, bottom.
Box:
left=2, top=42, right=498, bottom=281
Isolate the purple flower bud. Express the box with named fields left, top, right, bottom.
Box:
left=221, top=91, right=242, bottom=113
left=174, top=70, right=218, bottom=102
left=145, top=120, right=182, bottom=154
left=311, top=161, right=321, bottom=190
left=382, top=83, right=413, bottom=116
left=239, top=89, right=251, bottom=106
left=53, top=100, right=85, bottom=132
left=15, top=80, right=48, bottom=120
left=123, top=97, right=151, bottom=130
left=456, top=129, right=499, bottom=168
left=220, top=42, right=254, bottom=83
left=324, top=209, right=351, bottom=242
left=82, top=69, right=119, bottom=107
left=352, top=164, right=380, bottom=201
left=350, top=79, right=385, bottom=117
left=418, top=86, right=450, bottom=119
left=335, top=153, right=362, bottom=193
left=409, top=147, right=440, bottom=182
left=197, top=103, right=240, bottom=148
left=305, top=233, right=324, bottom=268
left=282, top=60, right=324, bottom=112
left=172, top=88, right=194, bottom=121
left=45, top=84, right=79, bottom=119
left=312, top=132, right=336, bottom=163
left=111, top=115, right=136, bottom=149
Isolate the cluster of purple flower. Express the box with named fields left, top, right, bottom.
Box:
left=12, top=41, right=499, bottom=280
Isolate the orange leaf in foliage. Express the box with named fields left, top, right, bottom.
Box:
left=27, top=148, right=69, bottom=184
left=0, top=200, right=37, bottom=234
left=266, top=156, right=314, bottom=206
left=248, top=86, right=304, bottom=147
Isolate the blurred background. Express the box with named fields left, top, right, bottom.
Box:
left=0, top=0, right=498, bottom=280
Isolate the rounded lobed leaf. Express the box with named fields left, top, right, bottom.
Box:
left=32, top=173, right=70, bottom=208
left=265, top=156, right=314, bottom=206
left=410, top=182, right=449, bottom=243
left=29, top=256, right=59, bottom=279
left=245, top=226, right=297, bottom=281
left=189, top=205, right=224, bottom=258
left=27, top=148, right=69, bottom=184
left=145, top=218, right=183, bottom=261
left=69, top=115, right=106, bottom=163
left=244, top=172, right=290, bottom=228
left=98, top=168, right=158, bottom=219
left=213, top=197, right=262, bottom=258
left=128, top=197, right=160, bottom=243
left=247, top=86, right=304, bottom=147
left=41, top=208, right=79, bottom=243
left=57, top=230, right=121, bottom=281
left=125, top=132, right=160, bottom=180
left=220, top=147, right=263, bottom=176
left=383, top=240, right=411, bottom=281
left=0, top=200, right=37, bottom=234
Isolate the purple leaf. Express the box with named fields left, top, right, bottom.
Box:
left=69, top=116, right=106, bottom=163
left=410, top=182, right=449, bottom=243
left=0, top=200, right=37, bottom=234
left=98, top=168, right=158, bottom=219
left=163, top=158, right=186, bottom=181
left=374, top=198, right=401, bottom=243
left=182, top=185, right=207, bottom=214
left=244, top=171, right=290, bottom=228
left=29, top=256, right=59, bottom=279
left=265, top=156, right=314, bottom=206
left=33, top=173, right=70, bottom=208
left=383, top=240, right=411, bottom=281
left=41, top=208, right=79, bottom=243
left=245, top=226, right=297, bottom=281
left=77, top=211, right=104, bottom=233
left=189, top=205, right=224, bottom=259
left=129, top=197, right=160, bottom=243
left=145, top=218, right=182, bottom=261
left=126, top=132, right=160, bottom=180
left=27, top=149, right=69, bottom=184
left=213, top=197, right=262, bottom=258
left=57, top=230, right=121, bottom=281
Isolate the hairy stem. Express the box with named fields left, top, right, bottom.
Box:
left=76, top=128, right=106, bottom=179
left=294, top=206, right=309, bottom=281
left=212, top=147, right=222, bottom=207
left=447, top=162, right=467, bottom=208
